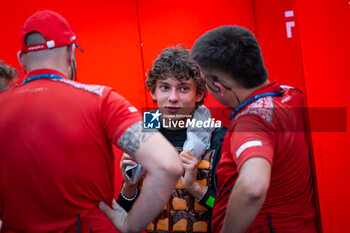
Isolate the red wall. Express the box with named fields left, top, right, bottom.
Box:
left=296, top=1, right=350, bottom=232
left=1, top=1, right=349, bottom=231
left=136, top=0, right=256, bottom=126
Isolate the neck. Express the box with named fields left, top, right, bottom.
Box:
left=26, top=64, right=70, bottom=79
left=21, top=47, right=71, bottom=80
left=237, top=80, right=270, bottom=103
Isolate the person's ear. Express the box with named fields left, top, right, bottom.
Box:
left=195, top=91, right=205, bottom=103
left=150, top=89, right=157, bottom=102
left=17, top=51, right=25, bottom=69
left=214, top=82, right=226, bottom=97
left=67, top=44, right=75, bottom=63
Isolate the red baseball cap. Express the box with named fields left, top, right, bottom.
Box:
left=20, top=10, right=83, bottom=53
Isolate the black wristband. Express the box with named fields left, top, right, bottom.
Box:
left=116, top=186, right=140, bottom=212
left=198, top=187, right=217, bottom=209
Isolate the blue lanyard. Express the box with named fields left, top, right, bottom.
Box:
left=22, top=74, right=65, bottom=85
left=229, top=88, right=284, bottom=120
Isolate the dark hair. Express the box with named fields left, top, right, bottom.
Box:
left=146, top=45, right=206, bottom=106
left=0, top=61, right=18, bottom=81
left=191, top=25, right=268, bottom=88
left=25, top=31, right=46, bottom=46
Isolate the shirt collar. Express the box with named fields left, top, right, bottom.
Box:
left=244, top=81, right=281, bottom=101
left=25, top=69, right=68, bottom=80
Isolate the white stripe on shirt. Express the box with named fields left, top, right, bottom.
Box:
left=236, top=140, right=262, bottom=158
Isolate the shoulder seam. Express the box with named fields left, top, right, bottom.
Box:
left=52, top=78, right=107, bottom=96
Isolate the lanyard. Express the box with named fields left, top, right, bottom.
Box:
left=229, top=88, right=284, bottom=120
left=22, top=74, right=65, bottom=85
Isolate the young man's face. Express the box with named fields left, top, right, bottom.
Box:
left=151, top=77, right=204, bottom=119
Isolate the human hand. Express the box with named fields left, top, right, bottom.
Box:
left=99, top=199, right=128, bottom=233
left=180, top=150, right=199, bottom=190
left=120, top=153, right=145, bottom=198
left=120, top=153, right=145, bottom=186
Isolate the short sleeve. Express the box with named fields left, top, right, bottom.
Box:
left=101, top=89, right=142, bottom=145
left=231, top=115, right=276, bottom=171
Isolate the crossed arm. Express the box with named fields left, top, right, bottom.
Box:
left=100, top=122, right=183, bottom=233
left=118, top=149, right=217, bottom=212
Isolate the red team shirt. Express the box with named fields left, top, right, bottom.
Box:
left=0, top=69, right=141, bottom=232
left=212, top=81, right=317, bottom=233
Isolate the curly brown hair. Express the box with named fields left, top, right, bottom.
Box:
left=0, top=61, right=18, bottom=81
left=146, top=45, right=206, bottom=106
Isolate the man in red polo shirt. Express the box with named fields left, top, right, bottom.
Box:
left=0, top=10, right=182, bottom=232
left=191, top=26, right=318, bottom=232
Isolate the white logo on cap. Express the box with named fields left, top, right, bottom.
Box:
left=70, top=36, right=76, bottom=41
left=28, top=45, right=45, bottom=51
left=46, top=40, right=55, bottom=48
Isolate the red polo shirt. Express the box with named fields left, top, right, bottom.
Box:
left=0, top=69, right=141, bottom=232
left=212, top=81, right=317, bottom=233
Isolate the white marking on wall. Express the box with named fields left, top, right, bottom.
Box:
left=286, top=22, right=295, bottom=38
left=285, top=10, right=294, bottom=17
left=285, top=10, right=295, bottom=38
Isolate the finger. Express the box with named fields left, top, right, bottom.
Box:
left=179, top=151, right=189, bottom=158
left=180, top=152, right=193, bottom=160
left=112, top=199, right=118, bottom=209
left=180, top=150, right=194, bottom=156
left=181, top=151, right=196, bottom=159
left=122, top=153, right=132, bottom=160
left=181, top=158, right=191, bottom=166
left=122, top=160, right=136, bottom=166
left=112, top=199, right=126, bottom=213
left=98, top=201, right=118, bottom=222
left=121, top=153, right=134, bottom=162
left=181, top=149, right=192, bottom=154
left=181, top=156, right=196, bottom=165
left=182, top=163, right=195, bottom=171
left=181, top=155, right=198, bottom=167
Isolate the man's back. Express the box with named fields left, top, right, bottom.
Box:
left=0, top=69, right=140, bottom=232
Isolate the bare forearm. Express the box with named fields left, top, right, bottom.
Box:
left=186, top=181, right=207, bottom=200
left=116, top=126, right=183, bottom=232
left=221, top=185, right=266, bottom=233
left=126, top=171, right=179, bottom=232
left=220, top=157, right=271, bottom=233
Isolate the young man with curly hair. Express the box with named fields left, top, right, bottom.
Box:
left=104, top=45, right=226, bottom=233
